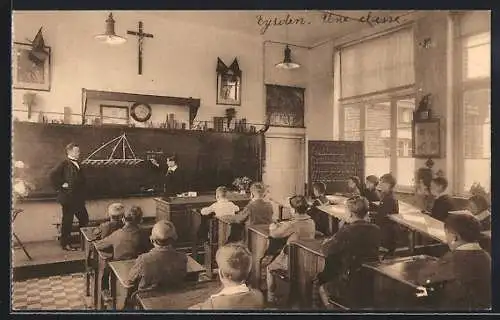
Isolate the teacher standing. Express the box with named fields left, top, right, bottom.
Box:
left=149, top=155, right=186, bottom=197
left=50, top=143, right=89, bottom=251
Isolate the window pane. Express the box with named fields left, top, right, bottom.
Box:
left=343, top=105, right=361, bottom=141
left=396, top=99, right=416, bottom=187
left=340, top=28, right=414, bottom=98
left=463, top=32, right=490, bottom=80
left=365, top=102, right=391, bottom=179
left=463, top=88, right=490, bottom=192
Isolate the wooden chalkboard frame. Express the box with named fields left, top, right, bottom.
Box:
left=308, top=140, right=364, bottom=195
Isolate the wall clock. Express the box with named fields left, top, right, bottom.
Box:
left=130, top=102, right=152, bottom=122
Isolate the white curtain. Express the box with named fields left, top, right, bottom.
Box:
left=340, top=28, right=415, bottom=99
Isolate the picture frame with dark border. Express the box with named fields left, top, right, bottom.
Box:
left=412, top=118, right=441, bottom=158
left=12, top=42, right=51, bottom=91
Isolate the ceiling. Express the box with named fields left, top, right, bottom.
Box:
left=151, top=10, right=418, bottom=47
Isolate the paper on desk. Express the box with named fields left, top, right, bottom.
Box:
left=401, top=213, right=427, bottom=224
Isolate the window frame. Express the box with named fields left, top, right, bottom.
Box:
left=454, top=24, right=491, bottom=195
left=340, top=90, right=417, bottom=192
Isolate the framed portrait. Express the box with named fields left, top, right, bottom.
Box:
left=100, top=105, right=130, bottom=125
left=216, top=58, right=242, bottom=106
left=217, top=73, right=241, bottom=106
left=412, top=118, right=441, bottom=158
left=12, top=42, right=51, bottom=91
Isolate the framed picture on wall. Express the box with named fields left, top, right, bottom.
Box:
left=12, top=42, right=51, bottom=91
left=100, top=105, right=130, bottom=125
left=216, top=58, right=242, bottom=106
left=266, top=84, right=305, bottom=128
left=412, top=118, right=441, bottom=158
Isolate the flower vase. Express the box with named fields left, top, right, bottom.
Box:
left=239, top=190, right=246, bottom=195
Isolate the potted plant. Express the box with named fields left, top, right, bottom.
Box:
left=13, top=161, right=34, bottom=207
left=232, top=176, right=252, bottom=194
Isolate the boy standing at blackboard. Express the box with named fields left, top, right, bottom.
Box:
left=149, top=155, right=186, bottom=197
left=50, top=143, right=89, bottom=251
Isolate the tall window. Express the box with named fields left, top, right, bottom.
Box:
left=339, top=28, right=416, bottom=189
left=458, top=12, right=491, bottom=193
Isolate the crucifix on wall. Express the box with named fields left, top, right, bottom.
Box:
left=127, top=21, right=154, bottom=75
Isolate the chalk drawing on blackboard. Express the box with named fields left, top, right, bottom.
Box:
left=82, top=133, right=144, bottom=167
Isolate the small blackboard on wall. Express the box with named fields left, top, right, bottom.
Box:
left=308, top=140, right=364, bottom=194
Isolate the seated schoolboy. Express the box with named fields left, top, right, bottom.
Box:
left=126, top=220, right=187, bottom=291
left=430, top=177, right=454, bottom=222
left=201, top=186, right=240, bottom=217
left=468, top=195, right=491, bottom=231
left=345, top=176, right=362, bottom=198
left=372, top=173, right=399, bottom=258
left=417, top=213, right=491, bottom=310
left=415, top=168, right=435, bottom=213
left=317, top=196, right=381, bottom=307
left=93, top=202, right=125, bottom=240
left=227, top=182, right=273, bottom=226
left=363, top=175, right=381, bottom=203
left=308, top=182, right=332, bottom=236
left=266, top=195, right=316, bottom=303
left=95, top=205, right=150, bottom=260
left=189, top=243, right=264, bottom=310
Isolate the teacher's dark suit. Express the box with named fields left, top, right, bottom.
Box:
left=50, top=158, right=89, bottom=248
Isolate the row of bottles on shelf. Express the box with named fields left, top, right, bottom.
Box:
left=13, top=112, right=260, bottom=133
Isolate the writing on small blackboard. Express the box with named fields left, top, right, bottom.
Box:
left=308, top=141, right=364, bottom=194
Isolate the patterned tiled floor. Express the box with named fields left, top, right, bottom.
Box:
left=12, top=273, right=88, bottom=310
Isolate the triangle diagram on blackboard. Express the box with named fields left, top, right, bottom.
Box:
left=82, top=133, right=144, bottom=167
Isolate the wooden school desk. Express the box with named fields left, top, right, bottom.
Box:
left=363, top=254, right=454, bottom=310
left=289, top=239, right=326, bottom=309
left=82, top=223, right=156, bottom=309
left=80, top=227, right=100, bottom=306
left=108, top=255, right=206, bottom=310
left=95, top=246, right=113, bottom=310
left=388, top=212, right=447, bottom=254
left=246, top=224, right=271, bottom=290
left=154, top=193, right=250, bottom=247
left=201, top=215, right=234, bottom=278
left=136, top=280, right=222, bottom=310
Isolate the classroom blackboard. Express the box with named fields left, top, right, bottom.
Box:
left=308, top=140, right=364, bottom=194
left=13, top=122, right=262, bottom=199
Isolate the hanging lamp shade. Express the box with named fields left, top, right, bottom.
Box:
left=94, top=13, right=127, bottom=45
left=275, top=45, right=300, bottom=69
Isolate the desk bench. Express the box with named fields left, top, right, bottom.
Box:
left=108, top=255, right=206, bottom=310
left=136, top=280, right=221, bottom=310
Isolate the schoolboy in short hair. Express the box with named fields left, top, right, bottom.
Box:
left=126, top=220, right=187, bottom=291
left=201, top=186, right=240, bottom=217
left=95, top=205, right=150, bottom=260
left=309, top=182, right=332, bottom=236
left=189, top=243, right=264, bottom=310
left=363, top=175, right=381, bottom=203
left=229, top=182, right=273, bottom=225
left=430, top=177, right=454, bottom=222
left=418, top=213, right=491, bottom=310
left=94, top=202, right=125, bottom=239
left=373, top=173, right=399, bottom=258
